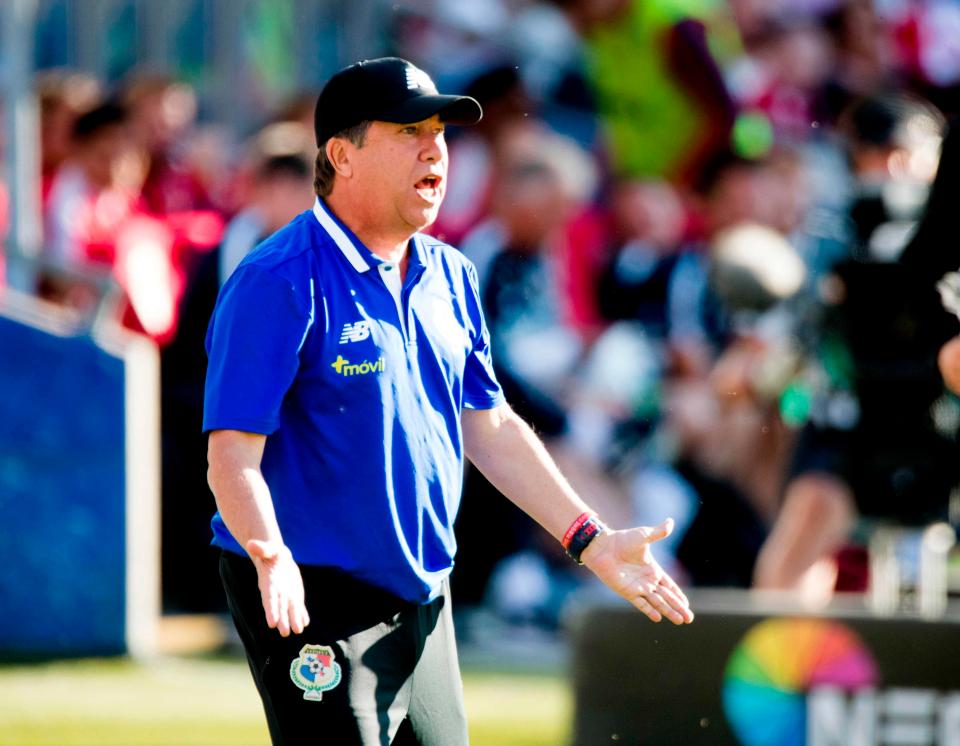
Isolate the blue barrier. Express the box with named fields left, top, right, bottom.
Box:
left=0, top=297, right=159, bottom=658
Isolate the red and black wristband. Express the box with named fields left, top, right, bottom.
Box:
left=562, top=512, right=607, bottom=565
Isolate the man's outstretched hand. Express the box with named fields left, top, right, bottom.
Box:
left=580, top=519, right=694, bottom=625
left=246, top=539, right=310, bottom=637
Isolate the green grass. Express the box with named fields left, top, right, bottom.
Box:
left=460, top=670, right=570, bottom=746
left=0, top=656, right=570, bottom=745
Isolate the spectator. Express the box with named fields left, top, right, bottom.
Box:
left=841, top=93, right=943, bottom=259
left=122, top=73, right=209, bottom=215
left=753, top=100, right=958, bottom=602
left=391, top=0, right=510, bottom=93
left=509, top=0, right=601, bottom=149
left=454, top=126, right=630, bottom=617
left=220, top=130, right=315, bottom=283
left=595, top=179, right=709, bottom=351
left=577, top=0, right=738, bottom=183
left=820, top=0, right=892, bottom=123
left=36, top=69, right=102, bottom=207
left=433, top=63, right=533, bottom=246
left=665, top=334, right=795, bottom=587
left=735, top=16, right=836, bottom=141
left=462, top=127, right=596, bottom=425
left=589, top=152, right=812, bottom=586
left=889, top=0, right=960, bottom=109
left=159, top=136, right=313, bottom=612
left=43, top=100, right=144, bottom=308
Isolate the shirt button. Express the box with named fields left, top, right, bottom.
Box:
left=383, top=265, right=393, bottom=271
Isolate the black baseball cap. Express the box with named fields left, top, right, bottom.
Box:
left=313, top=57, right=483, bottom=146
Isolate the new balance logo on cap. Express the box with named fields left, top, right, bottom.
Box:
left=405, top=66, right=435, bottom=91
left=340, top=320, right=371, bottom=344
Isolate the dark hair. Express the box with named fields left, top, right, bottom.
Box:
left=256, top=153, right=311, bottom=183
left=845, top=94, right=944, bottom=150
left=72, top=101, right=127, bottom=141
left=314, top=120, right=371, bottom=197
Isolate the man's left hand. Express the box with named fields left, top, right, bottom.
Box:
left=581, top=519, right=694, bottom=625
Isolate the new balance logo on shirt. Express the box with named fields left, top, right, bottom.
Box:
left=340, top=321, right=371, bottom=344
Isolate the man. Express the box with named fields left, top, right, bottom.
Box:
left=205, top=57, right=692, bottom=746
left=44, top=101, right=140, bottom=279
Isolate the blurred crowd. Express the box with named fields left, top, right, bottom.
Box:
left=2, top=0, right=960, bottom=626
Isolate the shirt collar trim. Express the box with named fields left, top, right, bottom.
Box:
left=312, top=198, right=371, bottom=273
left=313, top=197, right=428, bottom=275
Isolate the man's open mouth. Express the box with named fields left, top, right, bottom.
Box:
left=415, top=174, right=443, bottom=197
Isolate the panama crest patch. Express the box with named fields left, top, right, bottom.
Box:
left=289, top=644, right=342, bottom=701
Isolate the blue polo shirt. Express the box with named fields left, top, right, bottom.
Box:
left=204, top=199, right=504, bottom=603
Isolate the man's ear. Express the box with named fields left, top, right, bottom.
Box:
left=327, top=138, right=353, bottom=179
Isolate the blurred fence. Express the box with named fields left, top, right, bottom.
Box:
left=27, top=0, right=382, bottom=127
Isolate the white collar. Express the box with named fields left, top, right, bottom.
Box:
left=312, top=197, right=371, bottom=273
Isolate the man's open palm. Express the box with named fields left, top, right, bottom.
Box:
left=582, top=519, right=694, bottom=625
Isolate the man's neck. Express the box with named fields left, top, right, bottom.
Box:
left=324, top=192, right=411, bottom=264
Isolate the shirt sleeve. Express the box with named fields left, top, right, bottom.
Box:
left=461, top=261, right=505, bottom=410
left=203, top=263, right=314, bottom=434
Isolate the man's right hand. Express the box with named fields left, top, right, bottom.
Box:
left=246, top=539, right=310, bottom=637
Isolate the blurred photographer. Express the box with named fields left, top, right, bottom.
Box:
left=754, top=98, right=960, bottom=601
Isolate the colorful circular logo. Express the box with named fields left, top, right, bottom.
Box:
left=722, top=618, right=879, bottom=746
